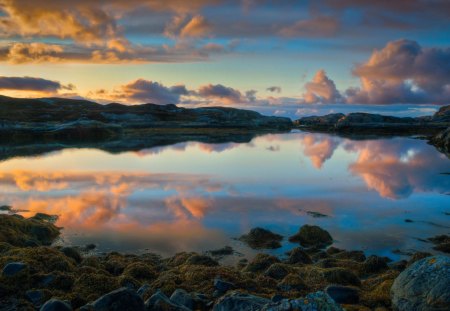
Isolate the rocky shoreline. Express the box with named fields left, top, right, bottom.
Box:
left=1, top=213, right=449, bottom=311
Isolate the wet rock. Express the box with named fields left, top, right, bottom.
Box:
left=406, top=251, right=432, bottom=267
left=89, top=287, right=145, bottom=311
left=391, top=256, right=450, bottom=311
left=2, top=262, right=27, bottom=276
left=239, top=227, right=283, bottom=249
left=325, top=285, right=359, bottom=304
left=245, top=254, right=280, bottom=273
left=207, top=246, right=234, bottom=257
left=145, top=289, right=190, bottom=311
left=214, top=277, right=236, bottom=293
left=262, top=291, right=343, bottom=311
left=212, top=291, right=270, bottom=311
left=186, top=254, right=218, bottom=266
left=26, top=290, right=44, bottom=307
left=170, top=289, right=194, bottom=309
left=137, top=284, right=151, bottom=298
left=428, top=234, right=450, bottom=253
left=362, top=255, right=388, bottom=274
left=286, top=247, right=312, bottom=265
left=332, top=250, right=366, bottom=262
left=288, top=225, right=333, bottom=248
left=40, top=299, right=73, bottom=311
left=264, top=263, right=289, bottom=280
left=60, top=247, right=82, bottom=263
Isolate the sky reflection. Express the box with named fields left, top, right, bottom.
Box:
left=0, top=132, right=448, bottom=259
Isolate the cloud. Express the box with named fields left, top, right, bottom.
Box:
left=267, top=86, right=282, bottom=93
left=301, top=69, right=344, bottom=104
left=91, top=79, right=189, bottom=104
left=346, top=39, right=450, bottom=104
left=180, top=15, right=212, bottom=38
left=280, top=15, right=339, bottom=38
left=197, top=83, right=246, bottom=104
left=0, top=76, right=73, bottom=92
left=301, top=134, right=340, bottom=168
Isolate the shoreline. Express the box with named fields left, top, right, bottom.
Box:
left=1, top=213, right=448, bottom=310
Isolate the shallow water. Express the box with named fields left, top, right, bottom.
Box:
left=0, top=131, right=449, bottom=261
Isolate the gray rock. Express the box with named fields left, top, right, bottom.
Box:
left=325, top=285, right=359, bottom=304
left=137, top=284, right=151, bottom=298
left=40, top=299, right=73, bottom=311
left=212, top=292, right=270, bottom=311
left=214, top=277, right=236, bottom=293
left=145, top=290, right=191, bottom=311
left=89, top=287, right=145, bottom=311
left=2, top=262, right=27, bottom=276
left=263, top=291, right=343, bottom=311
left=26, top=290, right=44, bottom=307
left=170, top=289, right=194, bottom=309
left=391, top=255, right=450, bottom=311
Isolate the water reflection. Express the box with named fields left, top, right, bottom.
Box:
left=0, top=132, right=448, bottom=258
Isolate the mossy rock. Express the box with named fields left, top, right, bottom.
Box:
left=239, top=228, right=283, bottom=249
left=289, top=225, right=333, bottom=248
left=185, top=254, right=218, bottom=266
left=122, top=262, right=157, bottom=281
left=0, top=214, right=60, bottom=247
left=245, top=254, right=280, bottom=273
left=73, top=272, right=119, bottom=301
left=264, top=263, right=290, bottom=280
left=277, top=273, right=307, bottom=292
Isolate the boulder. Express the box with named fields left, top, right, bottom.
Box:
left=245, top=254, right=280, bottom=273
left=212, top=291, right=270, bottom=311
left=2, top=262, right=27, bottom=277
left=214, top=277, right=236, bottom=293
left=263, top=291, right=343, bottom=311
left=264, top=263, right=289, bottom=280
left=288, top=225, right=333, bottom=248
left=391, top=256, right=450, bottom=311
left=89, top=287, right=145, bottom=311
left=145, top=290, right=191, bottom=311
left=185, top=254, right=218, bottom=267
left=170, top=289, right=194, bottom=309
left=26, top=290, right=44, bottom=307
left=286, top=247, right=312, bottom=265
left=40, top=299, right=73, bottom=311
left=325, top=285, right=359, bottom=304
left=239, top=227, right=283, bottom=249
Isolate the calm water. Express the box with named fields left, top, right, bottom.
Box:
left=1, top=131, right=449, bottom=261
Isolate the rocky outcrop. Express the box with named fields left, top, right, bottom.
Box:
left=391, top=256, right=450, bottom=311
left=294, top=105, right=450, bottom=135
left=238, top=227, right=283, bottom=249
left=430, top=127, right=450, bottom=157
left=0, top=95, right=292, bottom=142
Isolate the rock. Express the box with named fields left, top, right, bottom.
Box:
left=145, top=290, right=190, bottom=311
left=40, top=299, right=73, bottom=311
left=170, top=289, right=194, bottom=309
left=389, top=260, right=407, bottom=272
left=212, top=291, right=270, bottom=311
left=25, top=290, right=44, bottom=307
left=89, top=287, right=145, bottom=311
left=137, top=284, right=151, bottom=298
left=214, top=277, right=236, bottom=293
left=245, top=254, right=280, bottom=273
left=262, top=291, right=343, bottom=311
left=391, top=256, right=450, bottom=311
left=207, top=246, right=234, bottom=257
left=186, top=254, right=218, bottom=266
left=288, top=225, right=333, bottom=248
left=2, top=262, right=27, bottom=276
left=362, top=255, right=388, bottom=274
left=264, top=263, right=289, bottom=280
left=286, top=247, right=312, bottom=264
left=239, top=227, right=283, bottom=249
left=430, top=127, right=450, bottom=156
left=428, top=234, right=450, bottom=253
left=325, top=285, right=359, bottom=304
left=277, top=274, right=306, bottom=292
left=323, top=268, right=361, bottom=286
left=332, top=250, right=366, bottom=262
left=60, top=247, right=82, bottom=263
left=271, top=294, right=284, bottom=303
left=407, top=252, right=432, bottom=267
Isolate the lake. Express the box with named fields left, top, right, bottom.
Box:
left=0, top=131, right=449, bottom=261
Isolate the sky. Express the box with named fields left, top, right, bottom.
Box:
left=0, top=0, right=449, bottom=117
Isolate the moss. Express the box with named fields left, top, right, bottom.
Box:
left=277, top=273, right=307, bottom=292
left=123, top=262, right=157, bottom=281
left=360, top=270, right=398, bottom=309
left=185, top=254, right=218, bottom=267
left=244, top=254, right=280, bottom=273
left=264, top=263, right=290, bottom=280
left=323, top=267, right=361, bottom=286
left=80, top=256, right=102, bottom=268
left=288, top=225, right=333, bottom=248
left=166, top=252, right=196, bottom=267
left=60, top=247, right=82, bottom=264
left=0, top=214, right=60, bottom=247
left=118, top=274, right=141, bottom=290
left=73, top=272, right=119, bottom=301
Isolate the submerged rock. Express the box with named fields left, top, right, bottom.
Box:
left=239, top=227, right=283, bottom=249
left=391, top=256, right=450, bottom=311
left=288, top=225, right=333, bottom=248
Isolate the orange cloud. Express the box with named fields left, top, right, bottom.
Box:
left=301, top=134, right=340, bottom=168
